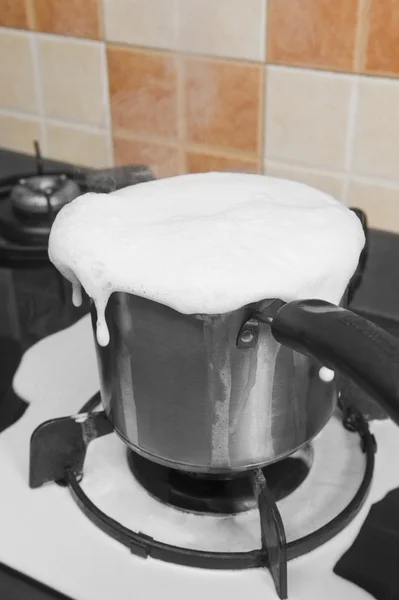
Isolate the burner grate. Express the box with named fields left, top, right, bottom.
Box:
left=29, top=398, right=376, bottom=600
left=126, top=445, right=313, bottom=515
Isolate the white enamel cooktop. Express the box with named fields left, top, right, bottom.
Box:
left=0, top=315, right=398, bottom=600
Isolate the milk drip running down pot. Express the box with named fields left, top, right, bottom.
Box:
left=48, top=172, right=399, bottom=475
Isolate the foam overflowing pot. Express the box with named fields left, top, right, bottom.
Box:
left=46, top=171, right=399, bottom=484
left=48, top=172, right=365, bottom=346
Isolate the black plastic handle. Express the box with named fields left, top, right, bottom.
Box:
left=347, top=208, right=368, bottom=306
left=270, top=299, right=399, bottom=426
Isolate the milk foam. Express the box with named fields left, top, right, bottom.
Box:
left=48, top=172, right=365, bottom=346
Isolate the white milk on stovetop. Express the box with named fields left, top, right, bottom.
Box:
left=48, top=172, right=365, bottom=347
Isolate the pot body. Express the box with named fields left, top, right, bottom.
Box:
left=93, top=293, right=336, bottom=474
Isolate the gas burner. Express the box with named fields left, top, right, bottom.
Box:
left=127, top=444, right=314, bottom=514
left=0, top=141, right=83, bottom=249
left=0, top=172, right=81, bottom=247
left=11, top=173, right=80, bottom=218
left=29, top=399, right=376, bottom=600
left=0, top=140, right=154, bottom=262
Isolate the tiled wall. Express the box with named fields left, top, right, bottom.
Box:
left=0, top=0, right=398, bottom=231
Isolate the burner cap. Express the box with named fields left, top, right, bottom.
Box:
left=10, top=174, right=80, bottom=217
left=127, top=445, right=314, bottom=514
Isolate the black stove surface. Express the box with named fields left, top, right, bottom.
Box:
left=0, top=151, right=82, bottom=448
left=0, top=149, right=154, bottom=600
left=335, top=488, right=399, bottom=600
left=0, top=562, right=73, bottom=600
left=0, top=147, right=154, bottom=400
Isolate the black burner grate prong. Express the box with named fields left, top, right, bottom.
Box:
left=251, top=469, right=288, bottom=599
left=29, top=402, right=376, bottom=599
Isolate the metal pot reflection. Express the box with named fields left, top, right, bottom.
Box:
left=92, top=292, right=336, bottom=474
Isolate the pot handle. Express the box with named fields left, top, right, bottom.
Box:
left=268, top=299, right=399, bottom=426
left=347, top=208, right=368, bottom=306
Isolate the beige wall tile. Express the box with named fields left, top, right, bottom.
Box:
left=0, top=112, right=42, bottom=153
left=348, top=180, right=399, bottom=233
left=103, top=0, right=176, bottom=49
left=33, top=0, right=103, bottom=40
left=265, top=160, right=345, bottom=200
left=114, top=135, right=180, bottom=178
left=0, top=0, right=29, bottom=30
left=184, top=57, right=262, bottom=154
left=0, top=29, right=38, bottom=112
left=265, top=66, right=352, bottom=169
left=45, top=122, right=111, bottom=168
left=177, top=0, right=266, bottom=61
left=364, top=0, right=399, bottom=77
left=108, top=45, right=178, bottom=139
left=352, top=78, right=399, bottom=180
left=267, top=0, right=358, bottom=71
left=38, top=36, right=106, bottom=127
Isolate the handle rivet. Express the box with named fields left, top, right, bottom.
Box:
left=240, top=329, right=254, bottom=344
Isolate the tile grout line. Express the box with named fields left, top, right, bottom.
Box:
left=174, top=0, right=186, bottom=174
left=0, top=107, right=110, bottom=135
left=25, top=0, right=36, bottom=30
left=114, top=128, right=181, bottom=148
left=1, top=26, right=397, bottom=80
left=113, top=128, right=259, bottom=160
left=104, top=39, right=266, bottom=67
left=176, top=54, right=186, bottom=174
left=263, top=64, right=271, bottom=173
left=97, top=0, right=106, bottom=42
left=265, top=157, right=399, bottom=191
left=263, top=0, right=268, bottom=64
left=0, top=107, right=40, bottom=120
left=258, top=65, right=266, bottom=173
left=266, top=62, right=399, bottom=85
left=342, top=0, right=370, bottom=202
left=0, top=27, right=105, bottom=47
left=265, top=157, right=345, bottom=178
left=353, top=0, right=371, bottom=73
left=29, top=31, right=47, bottom=155
left=100, top=41, right=114, bottom=167
left=343, top=76, right=361, bottom=204
left=348, top=174, right=399, bottom=190
left=98, top=0, right=113, bottom=165
left=259, top=0, right=268, bottom=173
left=0, top=106, right=107, bottom=129
left=174, top=0, right=180, bottom=54
left=33, top=30, right=105, bottom=47
left=2, top=21, right=398, bottom=81
left=44, top=118, right=110, bottom=134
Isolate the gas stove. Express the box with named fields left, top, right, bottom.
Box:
left=1, top=315, right=399, bottom=600
left=0, top=142, right=153, bottom=265
left=0, top=143, right=154, bottom=411
left=1, top=148, right=399, bottom=600
left=29, top=394, right=376, bottom=600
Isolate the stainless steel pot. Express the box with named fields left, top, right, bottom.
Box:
left=93, top=209, right=399, bottom=475
left=93, top=293, right=337, bottom=474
